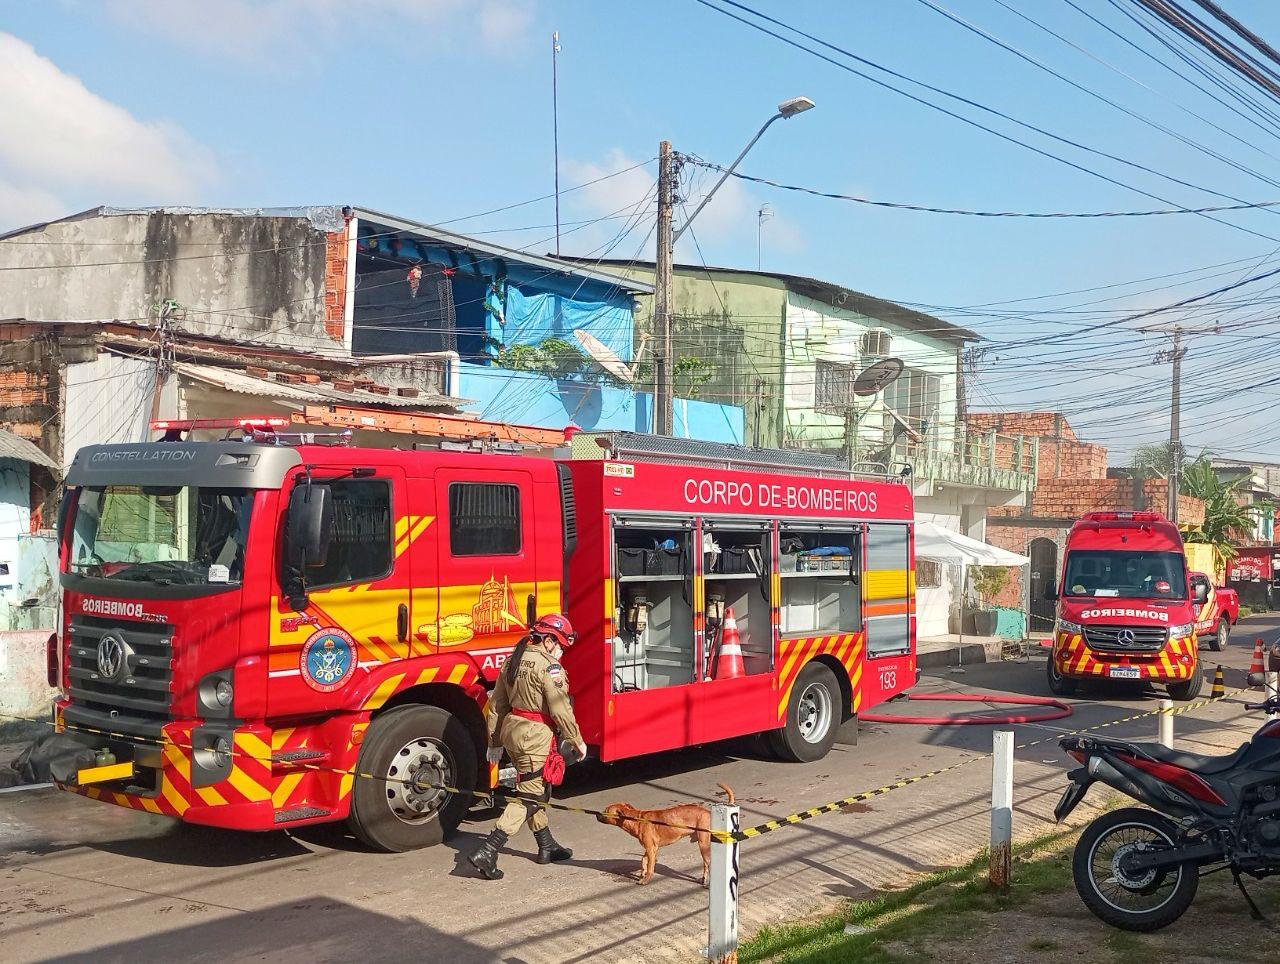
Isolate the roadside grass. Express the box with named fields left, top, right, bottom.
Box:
left=739, top=830, right=1076, bottom=964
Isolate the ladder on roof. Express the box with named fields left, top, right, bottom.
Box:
left=569, top=431, right=908, bottom=482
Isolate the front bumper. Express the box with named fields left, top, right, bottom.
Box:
left=53, top=702, right=365, bottom=830
left=1052, top=630, right=1197, bottom=682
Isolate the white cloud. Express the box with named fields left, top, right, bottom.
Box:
left=0, top=32, right=215, bottom=229
left=560, top=149, right=659, bottom=257
left=98, top=0, right=532, bottom=63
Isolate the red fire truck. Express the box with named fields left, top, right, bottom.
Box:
left=1047, top=511, right=1208, bottom=701
left=50, top=424, right=916, bottom=851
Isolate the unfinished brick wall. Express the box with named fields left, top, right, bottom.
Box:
left=984, top=523, right=1072, bottom=609
left=323, top=229, right=349, bottom=342
left=967, top=411, right=1076, bottom=441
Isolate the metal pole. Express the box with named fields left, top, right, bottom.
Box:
left=1158, top=698, right=1174, bottom=748
left=675, top=114, right=782, bottom=244
left=1267, top=672, right=1279, bottom=718
left=1169, top=326, right=1183, bottom=524
left=707, top=802, right=741, bottom=963
left=989, top=730, right=1013, bottom=889
left=552, top=32, right=562, bottom=257
left=655, top=140, right=675, bottom=436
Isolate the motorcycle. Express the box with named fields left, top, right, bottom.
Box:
left=1056, top=694, right=1280, bottom=932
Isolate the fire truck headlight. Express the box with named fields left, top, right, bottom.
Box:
left=1056, top=619, right=1082, bottom=636
left=1169, top=623, right=1194, bottom=640
left=213, top=737, right=232, bottom=769
left=214, top=679, right=234, bottom=707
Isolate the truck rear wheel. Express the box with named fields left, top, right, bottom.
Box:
left=348, top=704, right=477, bottom=852
left=1046, top=654, right=1079, bottom=696
left=769, top=662, right=840, bottom=762
left=1167, top=667, right=1203, bottom=702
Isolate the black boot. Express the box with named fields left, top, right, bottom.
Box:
left=467, top=829, right=508, bottom=880
left=534, top=826, right=573, bottom=864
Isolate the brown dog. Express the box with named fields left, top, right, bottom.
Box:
left=597, top=783, right=735, bottom=886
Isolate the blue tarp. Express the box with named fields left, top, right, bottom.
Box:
left=491, top=285, right=633, bottom=363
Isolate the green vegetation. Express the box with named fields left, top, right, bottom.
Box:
left=1180, top=457, right=1258, bottom=560
left=969, top=565, right=1011, bottom=607
left=740, top=831, right=1075, bottom=964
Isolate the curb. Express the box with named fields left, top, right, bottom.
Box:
left=916, top=640, right=1006, bottom=669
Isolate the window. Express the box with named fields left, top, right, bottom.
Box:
left=865, top=523, right=911, bottom=657
left=883, top=367, right=941, bottom=430
left=307, top=480, right=393, bottom=589
left=916, top=558, right=941, bottom=589
left=861, top=329, right=891, bottom=357
left=449, top=482, right=522, bottom=556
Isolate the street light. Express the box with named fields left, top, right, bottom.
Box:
left=672, top=95, right=816, bottom=242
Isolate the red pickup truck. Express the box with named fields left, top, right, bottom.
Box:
left=1190, top=571, right=1238, bottom=651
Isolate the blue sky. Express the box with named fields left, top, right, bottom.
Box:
left=6, top=1, right=1280, bottom=460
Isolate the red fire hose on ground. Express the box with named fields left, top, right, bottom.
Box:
left=861, top=692, right=1073, bottom=726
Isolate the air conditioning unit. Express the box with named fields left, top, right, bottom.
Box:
left=861, top=329, right=891, bottom=358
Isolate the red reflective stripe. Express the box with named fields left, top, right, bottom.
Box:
left=510, top=708, right=554, bottom=727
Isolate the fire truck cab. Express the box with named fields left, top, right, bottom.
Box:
left=1047, top=511, right=1209, bottom=701
left=51, top=424, right=917, bottom=851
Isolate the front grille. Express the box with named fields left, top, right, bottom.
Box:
left=1083, top=623, right=1167, bottom=653
left=67, top=615, right=173, bottom=724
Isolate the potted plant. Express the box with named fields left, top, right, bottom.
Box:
left=968, top=565, right=1010, bottom=637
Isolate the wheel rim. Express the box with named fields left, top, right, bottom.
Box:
left=796, top=681, right=833, bottom=744
left=1219, top=623, right=1229, bottom=647
left=384, top=737, right=455, bottom=825
left=1086, top=821, right=1182, bottom=915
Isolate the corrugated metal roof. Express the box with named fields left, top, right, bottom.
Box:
left=0, top=429, right=57, bottom=470
left=175, top=362, right=462, bottom=410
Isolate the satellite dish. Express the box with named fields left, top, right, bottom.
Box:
left=851, top=356, right=904, bottom=396
left=574, top=329, right=637, bottom=383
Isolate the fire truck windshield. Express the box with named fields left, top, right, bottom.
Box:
left=1062, top=550, right=1187, bottom=600
left=67, top=485, right=254, bottom=586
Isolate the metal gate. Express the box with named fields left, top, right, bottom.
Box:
left=1028, top=537, right=1058, bottom=632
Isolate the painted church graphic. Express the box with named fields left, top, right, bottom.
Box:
left=471, top=573, right=524, bottom=634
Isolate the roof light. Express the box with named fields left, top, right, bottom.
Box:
left=1082, top=511, right=1162, bottom=523
left=151, top=417, right=290, bottom=433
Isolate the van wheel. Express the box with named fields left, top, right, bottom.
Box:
left=769, top=663, right=840, bottom=762
left=1047, top=655, right=1078, bottom=696
left=1205, top=617, right=1228, bottom=652
left=1167, top=667, right=1203, bottom=702
left=348, top=705, right=477, bottom=852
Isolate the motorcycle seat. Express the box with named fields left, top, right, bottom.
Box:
left=1092, top=735, right=1250, bottom=775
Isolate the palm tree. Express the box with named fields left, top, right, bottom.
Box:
left=1179, top=457, right=1258, bottom=559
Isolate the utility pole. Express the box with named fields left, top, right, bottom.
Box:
left=654, top=139, right=675, bottom=436
left=1156, top=326, right=1187, bottom=524
left=552, top=32, right=562, bottom=256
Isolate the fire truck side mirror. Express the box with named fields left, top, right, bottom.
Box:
left=286, top=483, right=334, bottom=572
left=1193, top=580, right=1209, bottom=605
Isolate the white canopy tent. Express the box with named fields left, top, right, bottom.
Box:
left=914, top=521, right=1030, bottom=566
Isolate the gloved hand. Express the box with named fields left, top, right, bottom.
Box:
left=560, top=739, right=588, bottom=764
left=485, top=746, right=503, bottom=765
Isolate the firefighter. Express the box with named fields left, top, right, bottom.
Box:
left=468, top=614, right=587, bottom=881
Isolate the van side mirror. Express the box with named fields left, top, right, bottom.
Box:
left=286, top=482, right=333, bottom=571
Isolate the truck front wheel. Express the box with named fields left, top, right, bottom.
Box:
left=348, top=704, right=477, bottom=852
left=1046, top=655, right=1079, bottom=696
left=1167, top=667, right=1203, bottom=702
left=1204, top=617, right=1229, bottom=652
left=769, top=662, right=840, bottom=762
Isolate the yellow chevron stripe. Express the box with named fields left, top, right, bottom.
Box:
left=138, top=797, right=163, bottom=814
left=227, top=767, right=271, bottom=803
left=446, top=663, right=469, bottom=685
left=416, top=667, right=441, bottom=686
left=271, top=727, right=296, bottom=751
left=364, top=673, right=406, bottom=710
left=196, top=786, right=229, bottom=807
left=236, top=732, right=272, bottom=765
left=273, top=772, right=305, bottom=808
left=160, top=778, right=190, bottom=815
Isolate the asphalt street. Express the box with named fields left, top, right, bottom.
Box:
left=3, top=615, right=1278, bottom=963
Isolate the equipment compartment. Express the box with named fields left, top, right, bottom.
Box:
left=702, top=523, right=773, bottom=678
left=612, top=520, right=695, bottom=692
left=779, top=525, right=862, bottom=637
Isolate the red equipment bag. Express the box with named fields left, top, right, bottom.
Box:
left=542, top=742, right=566, bottom=787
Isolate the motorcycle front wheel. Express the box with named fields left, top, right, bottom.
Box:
left=1072, top=808, right=1198, bottom=932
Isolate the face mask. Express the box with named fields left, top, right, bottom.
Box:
left=550, top=644, right=564, bottom=661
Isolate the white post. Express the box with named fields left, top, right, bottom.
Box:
left=1266, top=672, right=1279, bottom=718
left=989, top=729, right=1013, bottom=889
left=707, top=803, right=741, bottom=964
left=1158, top=698, right=1174, bottom=749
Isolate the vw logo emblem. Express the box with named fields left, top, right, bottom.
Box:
left=1117, top=629, right=1136, bottom=646
left=96, top=634, right=128, bottom=680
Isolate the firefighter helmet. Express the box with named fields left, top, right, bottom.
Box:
left=531, top=613, right=576, bottom=649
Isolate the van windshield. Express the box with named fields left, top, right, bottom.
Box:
left=1063, top=550, right=1187, bottom=600
left=68, top=485, right=254, bottom=586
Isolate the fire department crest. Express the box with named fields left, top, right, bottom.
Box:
left=300, top=628, right=357, bottom=692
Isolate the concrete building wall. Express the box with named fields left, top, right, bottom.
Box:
left=0, top=211, right=345, bottom=354
left=61, top=352, right=164, bottom=470
left=596, top=265, right=788, bottom=447
left=783, top=292, right=959, bottom=456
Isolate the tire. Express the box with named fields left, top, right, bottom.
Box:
left=1205, top=617, right=1229, bottom=652
left=1072, top=808, right=1198, bottom=932
left=347, top=704, right=478, bottom=852
left=769, top=662, right=840, bottom=763
left=1167, top=665, right=1203, bottom=702
left=1046, top=653, right=1079, bottom=696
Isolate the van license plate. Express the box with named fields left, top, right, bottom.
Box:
left=1109, top=666, right=1141, bottom=679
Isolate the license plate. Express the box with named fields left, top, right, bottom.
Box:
left=1109, top=666, right=1141, bottom=679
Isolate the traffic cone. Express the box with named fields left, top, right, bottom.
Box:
left=1249, top=638, right=1266, bottom=688
left=1211, top=664, right=1225, bottom=699
left=713, top=607, right=746, bottom=680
